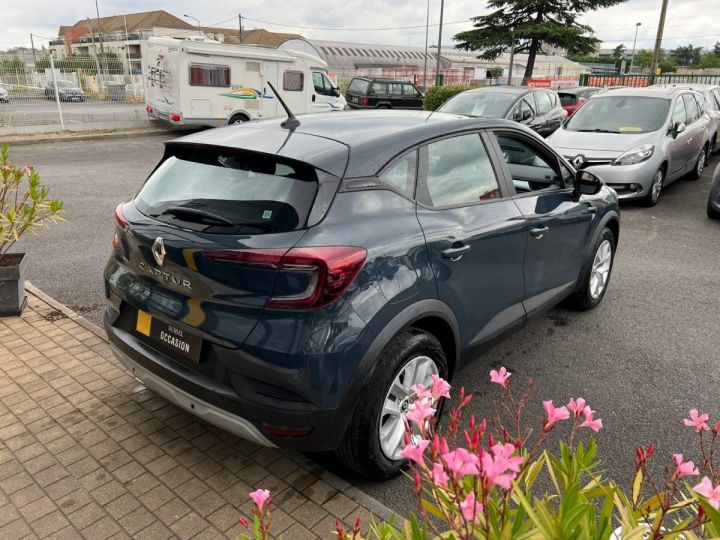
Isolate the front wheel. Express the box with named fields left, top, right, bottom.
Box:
left=228, top=114, right=247, bottom=125
left=643, top=167, right=665, bottom=206
left=336, top=329, right=447, bottom=479
left=565, top=227, right=615, bottom=311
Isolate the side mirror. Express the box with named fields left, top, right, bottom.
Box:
left=333, top=87, right=341, bottom=97
left=574, top=170, right=603, bottom=197
left=672, top=122, right=686, bottom=138
left=522, top=109, right=532, bottom=121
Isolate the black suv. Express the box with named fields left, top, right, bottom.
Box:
left=346, top=77, right=424, bottom=110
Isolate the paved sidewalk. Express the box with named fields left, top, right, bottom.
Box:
left=0, top=287, right=393, bottom=539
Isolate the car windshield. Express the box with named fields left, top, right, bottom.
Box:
left=437, top=92, right=516, bottom=117
left=56, top=81, right=74, bottom=88
left=565, top=96, right=670, bottom=134
left=135, top=149, right=319, bottom=235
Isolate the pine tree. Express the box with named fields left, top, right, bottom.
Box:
left=454, top=0, right=628, bottom=81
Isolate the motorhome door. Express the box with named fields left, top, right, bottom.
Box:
left=262, top=62, right=279, bottom=118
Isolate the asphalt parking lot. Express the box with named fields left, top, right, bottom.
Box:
left=10, top=134, right=720, bottom=517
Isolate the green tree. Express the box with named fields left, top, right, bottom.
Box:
left=612, top=44, right=626, bottom=61
left=0, top=57, right=25, bottom=70
left=453, top=0, right=628, bottom=81
left=699, top=53, right=720, bottom=69
left=672, top=44, right=702, bottom=66
left=634, top=49, right=653, bottom=69
left=714, top=41, right=720, bottom=57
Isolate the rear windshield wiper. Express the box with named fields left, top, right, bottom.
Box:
left=576, top=128, right=621, bottom=133
left=157, top=206, right=235, bottom=226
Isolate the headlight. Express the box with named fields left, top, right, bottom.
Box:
left=613, top=144, right=654, bottom=166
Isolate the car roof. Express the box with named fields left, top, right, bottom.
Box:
left=171, top=110, right=527, bottom=178
left=650, top=83, right=719, bottom=91
left=351, top=77, right=413, bottom=83
left=462, top=86, right=546, bottom=96
left=591, top=87, right=680, bottom=98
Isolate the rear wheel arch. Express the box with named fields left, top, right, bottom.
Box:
left=227, top=112, right=250, bottom=125
left=410, top=316, right=458, bottom=379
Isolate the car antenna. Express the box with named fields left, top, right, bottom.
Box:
left=266, top=81, right=300, bottom=130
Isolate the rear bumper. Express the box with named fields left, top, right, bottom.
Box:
left=110, top=342, right=276, bottom=447
left=104, top=309, right=355, bottom=451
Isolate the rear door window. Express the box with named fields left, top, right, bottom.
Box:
left=370, top=82, right=388, bottom=95
left=419, top=133, right=501, bottom=207
left=135, top=148, right=319, bottom=235
left=534, top=91, right=552, bottom=114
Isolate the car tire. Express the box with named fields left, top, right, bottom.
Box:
left=228, top=114, right=248, bottom=125
left=643, top=167, right=665, bottom=206
left=708, top=199, right=720, bottom=220
left=377, top=104, right=390, bottom=109
left=336, top=329, right=448, bottom=479
left=565, top=227, right=615, bottom=311
left=689, top=146, right=707, bottom=180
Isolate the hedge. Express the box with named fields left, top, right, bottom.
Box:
left=423, top=84, right=473, bottom=111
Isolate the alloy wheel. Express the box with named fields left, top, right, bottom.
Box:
left=589, top=239, right=612, bottom=299
left=650, top=170, right=664, bottom=204
left=379, top=355, right=439, bottom=460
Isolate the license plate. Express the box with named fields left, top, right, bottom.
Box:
left=136, top=310, right=202, bottom=363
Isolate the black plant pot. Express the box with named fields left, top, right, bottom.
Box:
left=0, top=253, right=27, bottom=316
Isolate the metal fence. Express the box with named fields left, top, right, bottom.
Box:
left=579, top=73, right=720, bottom=87
left=0, top=54, right=149, bottom=135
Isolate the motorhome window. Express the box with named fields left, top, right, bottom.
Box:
left=283, top=71, right=304, bottom=91
left=189, top=64, right=230, bottom=87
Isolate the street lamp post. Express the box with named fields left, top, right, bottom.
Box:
left=629, top=22, right=642, bottom=73
left=422, top=0, right=430, bottom=90
left=183, top=14, right=201, bottom=32
left=435, top=0, right=445, bottom=87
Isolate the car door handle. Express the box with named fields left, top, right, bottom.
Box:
left=441, top=244, right=470, bottom=260
left=530, top=226, right=549, bottom=239
left=585, top=204, right=597, bottom=214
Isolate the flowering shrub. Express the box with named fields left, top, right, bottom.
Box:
left=0, top=143, right=63, bottom=265
left=239, top=368, right=720, bottom=539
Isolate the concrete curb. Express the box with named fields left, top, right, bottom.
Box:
left=23, top=282, right=399, bottom=524
left=4, top=127, right=197, bottom=146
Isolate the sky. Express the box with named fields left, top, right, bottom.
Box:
left=2, top=0, right=719, bottom=53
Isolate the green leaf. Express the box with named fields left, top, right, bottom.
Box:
left=631, top=470, right=643, bottom=507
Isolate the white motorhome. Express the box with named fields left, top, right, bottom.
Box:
left=142, top=36, right=346, bottom=126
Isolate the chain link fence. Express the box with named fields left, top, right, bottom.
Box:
left=0, top=54, right=150, bottom=135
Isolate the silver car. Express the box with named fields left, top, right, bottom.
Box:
left=649, top=83, right=720, bottom=153
left=548, top=87, right=712, bottom=206
left=0, top=85, right=8, bottom=103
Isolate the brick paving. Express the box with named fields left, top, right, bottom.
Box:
left=0, top=289, right=392, bottom=539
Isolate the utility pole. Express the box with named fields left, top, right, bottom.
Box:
left=435, top=0, right=444, bottom=87
left=29, top=33, right=37, bottom=66
left=507, top=28, right=515, bottom=85
left=94, top=0, right=105, bottom=55
left=238, top=13, right=243, bottom=43
left=651, top=0, right=669, bottom=75
left=629, top=22, right=642, bottom=73
left=422, top=0, right=429, bottom=89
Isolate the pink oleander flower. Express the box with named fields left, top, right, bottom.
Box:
left=405, top=399, right=436, bottom=429
left=673, top=454, right=699, bottom=480
left=543, top=400, right=570, bottom=430
left=684, top=409, right=710, bottom=433
left=23, top=166, right=33, bottom=175
left=1, top=164, right=11, bottom=171
left=249, top=489, right=271, bottom=511
left=489, top=366, right=511, bottom=388
left=431, top=462, right=449, bottom=488
left=694, top=477, right=720, bottom=509
left=442, top=448, right=480, bottom=477
left=567, top=398, right=587, bottom=418
left=410, top=382, right=432, bottom=401
left=430, top=373, right=451, bottom=400
left=459, top=491, right=483, bottom=523
left=491, top=442, right=524, bottom=473
left=400, top=438, right=430, bottom=465
left=480, top=450, right=517, bottom=490
left=580, top=406, right=603, bottom=432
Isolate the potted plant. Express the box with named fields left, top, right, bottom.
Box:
left=0, top=143, right=63, bottom=316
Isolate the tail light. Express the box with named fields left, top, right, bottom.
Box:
left=113, top=203, right=130, bottom=249
left=146, top=104, right=154, bottom=114
left=169, top=113, right=181, bottom=122
left=204, top=246, right=367, bottom=309
left=362, top=97, right=369, bottom=106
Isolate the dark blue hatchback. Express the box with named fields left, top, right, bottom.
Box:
left=104, top=110, right=620, bottom=478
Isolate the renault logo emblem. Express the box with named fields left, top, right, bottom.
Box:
left=572, top=155, right=585, bottom=169
left=152, top=237, right=166, bottom=266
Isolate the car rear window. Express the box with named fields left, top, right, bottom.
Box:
left=134, top=148, right=318, bottom=235
left=347, top=79, right=369, bottom=94
left=559, top=93, right=577, bottom=107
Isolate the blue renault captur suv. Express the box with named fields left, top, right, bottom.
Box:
left=104, top=109, right=620, bottom=478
